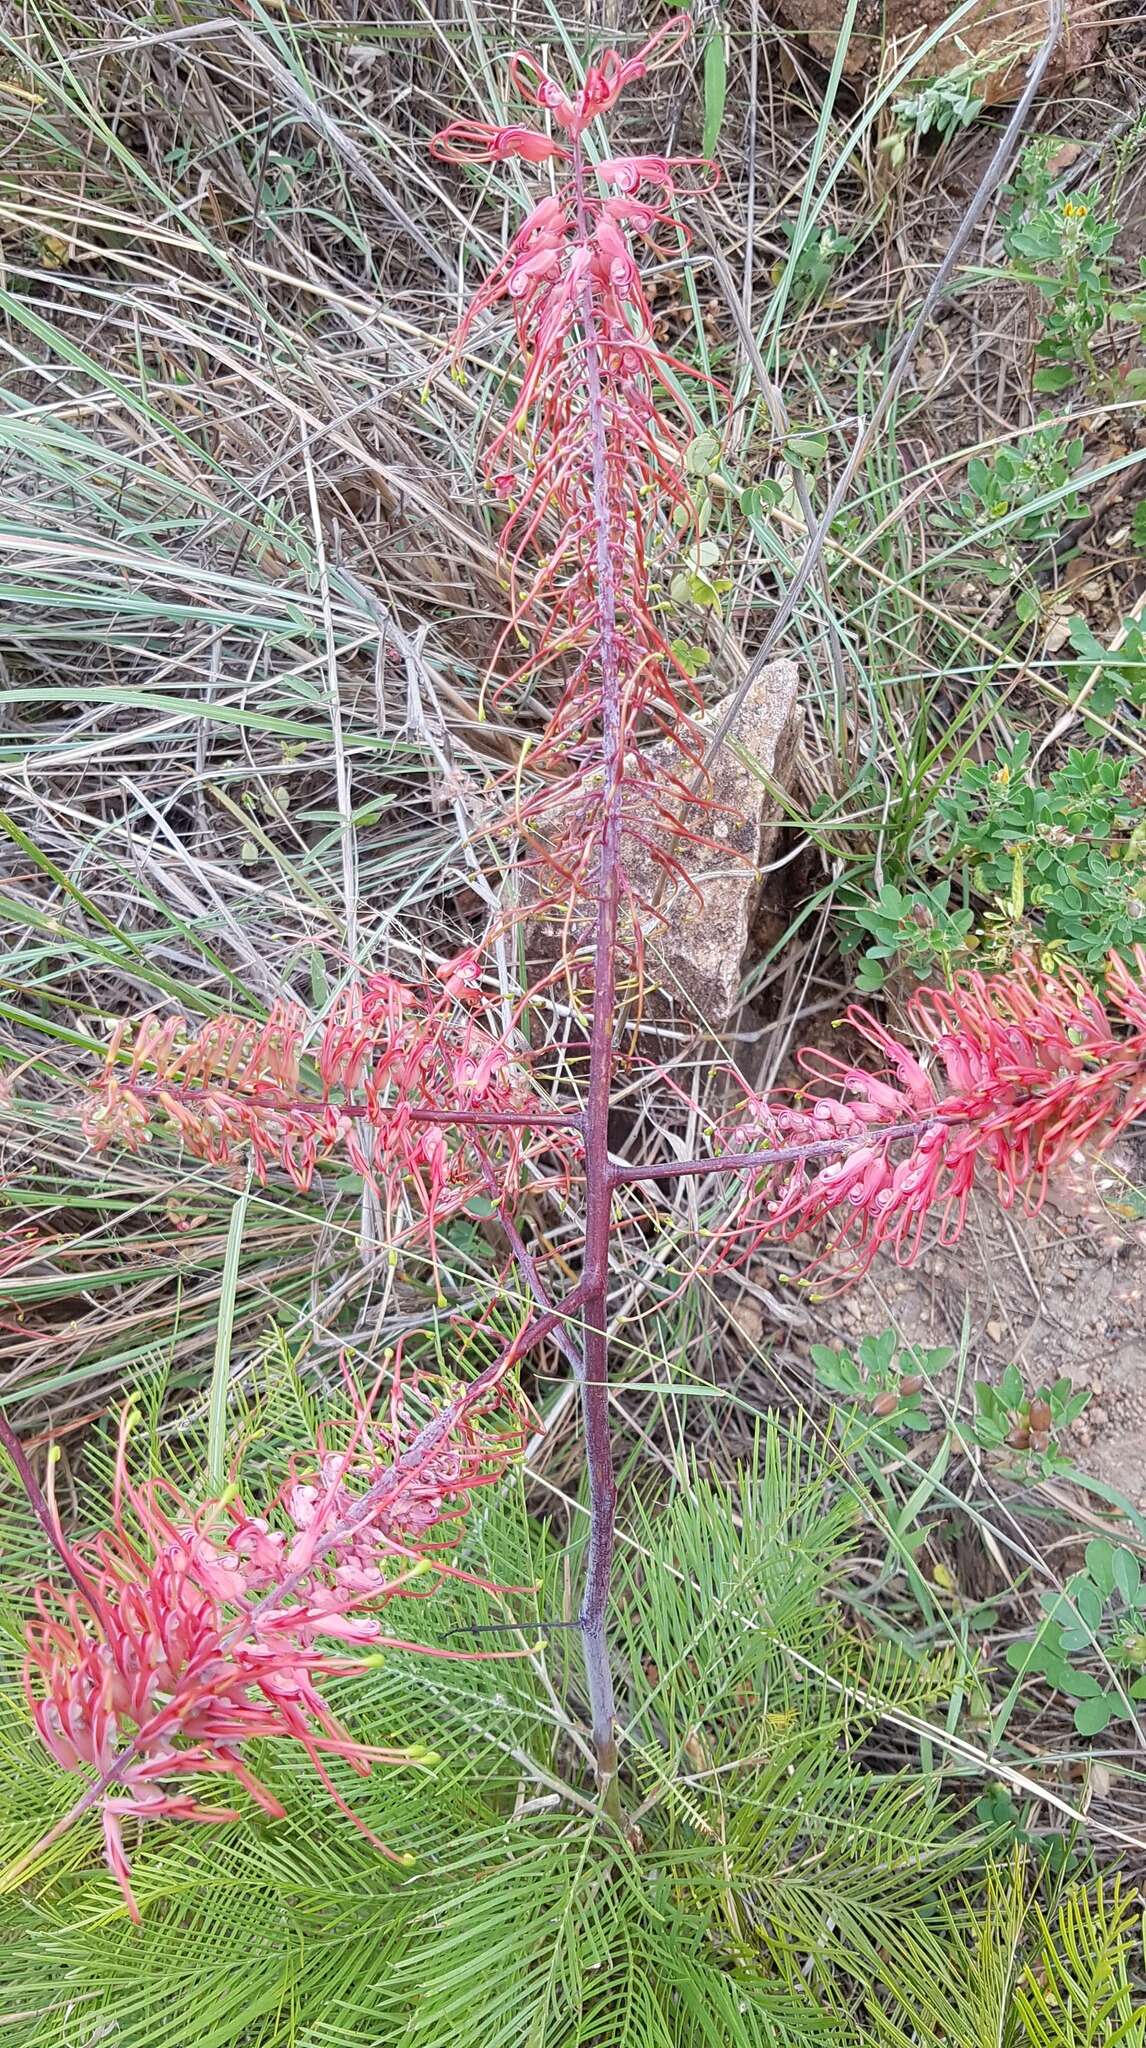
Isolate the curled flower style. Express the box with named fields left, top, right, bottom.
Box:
left=597, top=155, right=710, bottom=200
left=15, top=1355, right=529, bottom=1918
left=715, top=951, right=1146, bottom=1281
left=83, top=956, right=581, bottom=1295
left=429, top=120, right=569, bottom=166
left=506, top=21, right=692, bottom=140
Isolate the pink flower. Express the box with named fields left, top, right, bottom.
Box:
left=429, top=120, right=568, bottom=166
left=716, top=951, right=1146, bottom=1283
left=19, top=1359, right=529, bottom=1917
left=591, top=218, right=639, bottom=300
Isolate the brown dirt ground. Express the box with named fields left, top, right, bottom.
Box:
left=827, top=1134, right=1146, bottom=1504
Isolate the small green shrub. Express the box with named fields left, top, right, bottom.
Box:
left=881, top=72, right=984, bottom=171
left=933, top=429, right=1087, bottom=577
left=831, top=732, right=1144, bottom=994
left=840, top=878, right=975, bottom=992
left=811, top=1328, right=943, bottom=1445
left=936, top=735, right=1146, bottom=975
left=894, top=74, right=984, bottom=143
left=972, top=1363, right=1091, bottom=1479
left=1001, top=143, right=1123, bottom=393
left=1008, top=1538, right=1146, bottom=1737
left=1065, top=612, right=1146, bottom=730
left=775, top=218, right=856, bottom=303
left=811, top=1335, right=1090, bottom=1480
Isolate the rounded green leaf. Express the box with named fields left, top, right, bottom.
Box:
left=1074, top=1693, right=1117, bottom=1736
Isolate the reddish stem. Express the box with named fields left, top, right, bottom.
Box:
left=570, top=131, right=623, bottom=1814
left=608, top=1118, right=945, bottom=1183
left=475, top=1150, right=586, bottom=1376
left=121, top=1081, right=583, bottom=1134
left=0, top=1414, right=102, bottom=1617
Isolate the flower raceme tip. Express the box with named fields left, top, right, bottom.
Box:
left=430, top=20, right=694, bottom=163
left=430, top=21, right=723, bottom=930
left=508, top=21, right=692, bottom=139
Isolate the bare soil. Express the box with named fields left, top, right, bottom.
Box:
left=828, top=1136, right=1146, bottom=1503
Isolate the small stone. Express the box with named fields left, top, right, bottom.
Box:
left=730, top=1299, right=765, bottom=1344
left=1089, top=1762, right=1112, bottom=1801
left=635, top=660, right=801, bottom=1023
left=519, top=661, right=802, bottom=1031
left=986, top=1318, right=1004, bottom=1343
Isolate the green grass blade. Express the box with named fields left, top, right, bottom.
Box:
left=207, top=1178, right=253, bottom=1493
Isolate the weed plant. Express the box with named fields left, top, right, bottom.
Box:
left=1, top=7, right=1145, bottom=2045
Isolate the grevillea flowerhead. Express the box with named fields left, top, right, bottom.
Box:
left=83, top=955, right=581, bottom=1296
left=716, top=949, right=1146, bottom=1281
left=433, top=19, right=725, bottom=954
left=20, top=1354, right=528, bottom=1918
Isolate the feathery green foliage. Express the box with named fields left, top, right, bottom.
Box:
left=2, top=1368, right=1142, bottom=2047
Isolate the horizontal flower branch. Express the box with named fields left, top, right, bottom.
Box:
left=710, top=948, right=1146, bottom=1279
left=83, top=961, right=582, bottom=1300
left=608, top=1120, right=942, bottom=1184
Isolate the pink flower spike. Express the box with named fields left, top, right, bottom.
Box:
left=8, top=1342, right=539, bottom=1913
left=713, top=951, right=1146, bottom=1286
left=84, top=969, right=582, bottom=1276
